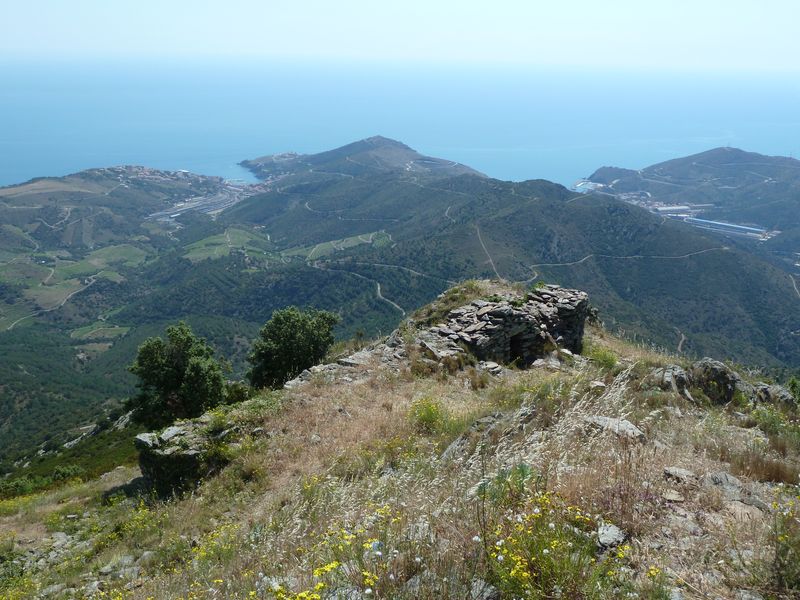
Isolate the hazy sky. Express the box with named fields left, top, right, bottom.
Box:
left=2, top=0, right=798, bottom=71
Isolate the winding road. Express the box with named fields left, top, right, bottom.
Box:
left=522, top=246, right=729, bottom=281
left=309, top=263, right=405, bottom=316
left=329, top=261, right=457, bottom=284
left=7, top=275, right=99, bottom=330
left=475, top=224, right=503, bottom=280
left=675, top=328, right=687, bottom=353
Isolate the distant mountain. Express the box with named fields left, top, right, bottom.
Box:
left=241, top=135, right=483, bottom=180
left=584, top=146, right=800, bottom=280
left=586, top=147, right=800, bottom=230
left=231, top=140, right=800, bottom=368
left=2, top=139, right=799, bottom=466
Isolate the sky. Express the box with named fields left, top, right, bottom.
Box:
left=2, top=0, right=799, bottom=71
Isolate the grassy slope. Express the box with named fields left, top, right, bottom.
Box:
left=2, top=317, right=798, bottom=598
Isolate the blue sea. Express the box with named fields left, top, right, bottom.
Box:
left=1, top=61, right=799, bottom=187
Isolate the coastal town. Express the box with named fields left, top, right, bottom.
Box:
left=573, top=178, right=781, bottom=241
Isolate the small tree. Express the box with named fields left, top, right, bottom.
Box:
left=788, top=376, right=800, bottom=403
left=127, top=322, right=226, bottom=427
left=248, top=307, right=339, bottom=389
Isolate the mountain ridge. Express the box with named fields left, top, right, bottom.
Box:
left=1, top=139, right=799, bottom=467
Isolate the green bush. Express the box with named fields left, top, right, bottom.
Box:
left=788, top=376, right=800, bottom=403
left=127, top=322, right=227, bottom=427
left=409, top=397, right=448, bottom=434
left=247, top=307, right=339, bottom=389
left=51, top=464, right=85, bottom=481
left=583, top=342, right=618, bottom=370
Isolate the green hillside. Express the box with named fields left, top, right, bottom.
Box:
left=1, top=139, right=799, bottom=468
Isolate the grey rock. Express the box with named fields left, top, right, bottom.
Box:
left=703, top=471, right=768, bottom=510
left=83, top=581, right=104, bottom=595
left=597, top=523, right=626, bottom=548
left=470, top=578, right=501, bottom=600
left=159, top=425, right=184, bottom=442
left=337, top=349, right=374, bottom=367
left=133, top=432, right=159, bottom=450
left=702, top=470, right=743, bottom=496
left=118, top=566, right=140, bottom=580
left=403, top=570, right=437, bottom=595
left=662, top=489, right=685, bottom=502
left=113, top=410, right=134, bottom=431
left=50, top=532, right=69, bottom=545
left=664, top=466, right=696, bottom=484
left=583, top=416, right=645, bottom=441
left=138, top=421, right=230, bottom=496
left=136, top=550, right=157, bottom=567
left=754, top=383, right=796, bottom=409
left=691, top=358, right=754, bottom=404
left=735, top=590, right=764, bottom=600
left=649, top=365, right=693, bottom=399
left=40, top=584, right=66, bottom=597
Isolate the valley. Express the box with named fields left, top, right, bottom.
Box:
left=1, top=137, right=799, bottom=470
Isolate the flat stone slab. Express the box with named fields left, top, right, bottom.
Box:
left=583, top=416, right=645, bottom=441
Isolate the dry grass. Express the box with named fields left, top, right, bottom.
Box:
left=6, top=328, right=798, bottom=599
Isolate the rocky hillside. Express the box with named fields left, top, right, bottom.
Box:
left=1, top=281, right=799, bottom=599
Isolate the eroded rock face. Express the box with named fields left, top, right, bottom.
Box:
left=690, top=358, right=753, bottom=404
left=424, top=284, right=589, bottom=366
left=753, top=383, right=797, bottom=409
left=687, top=358, right=796, bottom=408
left=134, top=417, right=232, bottom=495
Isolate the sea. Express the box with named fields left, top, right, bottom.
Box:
left=2, top=61, right=799, bottom=188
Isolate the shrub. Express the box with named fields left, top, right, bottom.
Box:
left=248, top=307, right=339, bottom=389
left=127, top=322, right=227, bottom=427
left=468, top=367, right=490, bottom=390
left=51, top=464, right=85, bottom=481
left=787, top=376, right=800, bottom=402
left=770, top=490, right=800, bottom=592
left=583, top=342, right=618, bottom=370
left=409, top=397, right=448, bottom=434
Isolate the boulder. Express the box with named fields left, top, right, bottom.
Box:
left=664, top=466, right=696, bottom=484
left=583, top=416, right=645, bottom=441
left=597, top=523, right=626, bottom=548
left=135, top=422, right=231, bottom=496
left=470, top=579, right=501, bottom=600
left=753, top=383, right=796, bottom=409
left=648, top=365, right=693, bottom=399
left=691, top=358, right=754, bottom=404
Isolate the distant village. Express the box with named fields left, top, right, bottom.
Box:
left=573, top=179, right=780, bottom=241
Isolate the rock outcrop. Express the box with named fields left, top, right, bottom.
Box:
left=134, top=417, right=235, bottom=495
left=417, top=284, right=589, bottom=366
left=648, top=358, right=796, bottom=409
left=690, top=358, right=754, bottom=404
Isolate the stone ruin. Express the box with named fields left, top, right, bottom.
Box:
left=416, top=284, right=589, bottom=367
